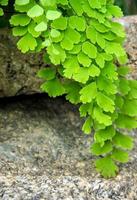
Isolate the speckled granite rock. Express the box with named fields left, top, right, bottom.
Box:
left=0, top=96, right=137, bottom=200
left=0, top=15, right=137, bottom=97
left=119, top=16, right=137, bottom=79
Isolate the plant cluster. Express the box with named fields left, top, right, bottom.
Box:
left=1, top=0, right=137, bottom=178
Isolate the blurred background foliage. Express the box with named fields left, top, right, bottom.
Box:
left=115, top=0, right=137, bottom=15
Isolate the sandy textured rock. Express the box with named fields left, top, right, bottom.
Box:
left=0, top=29, right=44, bottom=97
left=0, top=95, right=137, bottom=200
left=0, top=16, right=137, bottom=97
left=119, top=16, right=137, bottom=79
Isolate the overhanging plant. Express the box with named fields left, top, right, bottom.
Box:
left=1, top=0, right=137, bottom=178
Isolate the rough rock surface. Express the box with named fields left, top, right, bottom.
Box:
left=0, top=95, right=137, bottom=200
left=119, top=16, right=137, bottom=79
left=0, top=29, right=44, bottom=97
left=0, top=15, right=137, bottom=97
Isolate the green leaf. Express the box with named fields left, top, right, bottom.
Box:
left=91, top=20, right=109, bottom=33
left=51, top=17, right=67, bottom=30
left=35, top=21, right=47, bottom=32
left=40, top=0, right=56, bottom=8
left=86, top=26, right=96, bottom=44
left=117, top=66, right=130, bottom=76
left=94, top=126, right=116, bottom=146
left=46, top=10, right=61, bottom=20
left=69, top=16, right=86, bottom=32
left=40, top=78, right=65, bottom=97
left=61, top=28, right=81, bottom=50
left=27, top=4, right=44, bottom=18
left=82, top=41, right=97, bottom=59
left=80, top=82, right=97, bottom=103
left=51, top=32, right=64, bottom=43
left=118, top=55, right=128, bottom=66
left=69, top=45, right=81, bottom=54
left=66, top=28, right=81, bottom=44
left=96, top=34, right=106, bottom=49
left=122, top=99, right=137, bottom=117
left=12, top=26, right=28, bottom=36
left=82, top=1, right=96, bottom=17
left=111, top=22, right=125, bottom=38
left=128, top=80, right=137, bottom=99
left=63, top=56, right=80, bottom=78
left=50, top=29, right=60, bottom=38
left=28, top=21, right=41, bottom=37
left=88, top=64, right=100, bottom=77
left=65, top=81, right=81, bottom=104
left=96, top=92, right=115, bottom=113
left=69, top=0, right=83, bottom=16
left=88, top=0, right=101, bottom=9
left=0, top=8, right=3, bottom=16
left=35, top=38, right=43, bottom=52
left=79, top=103, right=93, bottom=117
left=97, top=76, right=117, bottom=95
left=82, top=116, right=93, bottom=134
left=95, top=157, right=119, bottom=178
left=96, top=54, right=105, bottom=68
left=91, top=141, right=113, bottom=156
left=61, top=38, right=73, bottom=50
left=100, top=0, right=106, bottom=6
left=94, top=121, right=106, bottom=131
left=102, top=63, right=118, bottom=81
left=95, top=10, right=106, bottom=23
left=118, top=79, right=130, bottom=95
left=10, top=14, right=31, bottom=26
left=15, top=0, right=30, bottom=5
left=105, top=42, right=126, bottom=58
left=37, top=68, right=56, bottom=80
left=42, top=39, right=51, bottom=48
left=80, top=32, right=87, bottom=42
left=115, top=95, right=124, bottom=109
left=73, top=67, right=89, bottom=84
left=112, top=132, right=133, bottom=150
left=107, top=5, right=123, bottom=18
left=15, top=1, right=36, bottom=12
left=93, top=107, right=112, bottom=126
left=115, top=114, right=137, bottom=129
left=0, top=0, right=8, bottom=6
left=102, top=53, right=113, bottom=61
left=110, top=111, right=118, bottom=122
left=103, top=32, right=116, bottom=41
left=17, top=33, right=37, bottom=53
left=47, top=44, right=66, bottom=65
left=111, top=149, right=129, bottom=163
left=57, top=0, right=68, bottom=5
left=77, top=52, right=91, bottom=67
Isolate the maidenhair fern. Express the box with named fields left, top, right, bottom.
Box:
left=1, top=0, right=137, bottom=178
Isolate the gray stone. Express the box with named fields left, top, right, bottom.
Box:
left=0, top=16, right=137, bottom=97
left=119, top=16, right=137, bottom=79
left=0, top=29, right=44, bottom=97
left=0, top=96, right=137, bottom=200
